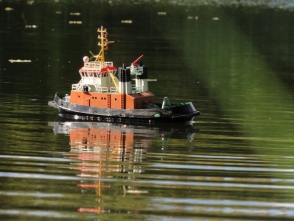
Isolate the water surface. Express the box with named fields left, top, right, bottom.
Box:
left=1, top=1, right=294, bottom=220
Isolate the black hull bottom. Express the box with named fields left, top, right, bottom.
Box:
left=56, top=107, right=200, bottom=122
left=48, top=93, right=200, bottom=122
left=58, top=110, right=200, bottom=122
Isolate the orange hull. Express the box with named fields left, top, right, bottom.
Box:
left=70, top=91, right=155, bottom=110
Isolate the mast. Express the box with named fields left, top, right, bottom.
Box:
left=95, top=26, right=114, bottom=67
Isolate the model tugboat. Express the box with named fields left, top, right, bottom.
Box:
left=48, top=26, right=200, bottom=122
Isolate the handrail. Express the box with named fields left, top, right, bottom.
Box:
left=83, top=61, right=114, bottom=69
left=132, top=85, right=143, bottom=93
left=96, top=86, right=108, bottom=92
left=110, top=87, right=117, bottom=93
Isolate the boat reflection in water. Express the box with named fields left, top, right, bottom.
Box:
left=49, top=119, right=199, bottom=216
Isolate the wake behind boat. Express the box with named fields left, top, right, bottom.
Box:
left=48, top=26, right=200, bottom=122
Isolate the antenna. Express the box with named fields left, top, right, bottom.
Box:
left=95, top=26, right=114, bottom=67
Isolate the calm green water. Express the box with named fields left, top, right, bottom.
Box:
left=1, top=1, right=294, bottom=220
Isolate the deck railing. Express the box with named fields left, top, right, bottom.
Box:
left=83, top=61, right=114, bottom=69
left=132, top=85, right=143, bottom=93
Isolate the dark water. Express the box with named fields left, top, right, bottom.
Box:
left=1, top=1, right=294, bottom=220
